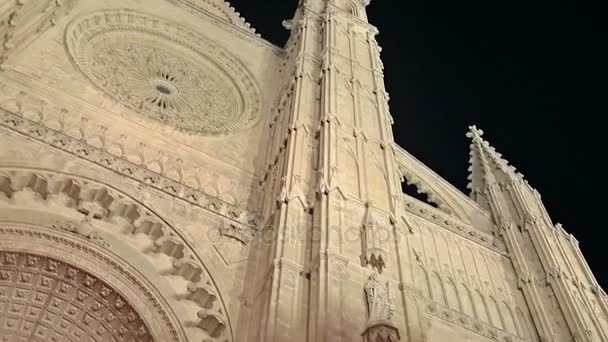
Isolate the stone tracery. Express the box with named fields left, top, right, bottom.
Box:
left=65, top=10, right=262, bottom=135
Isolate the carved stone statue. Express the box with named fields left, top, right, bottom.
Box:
left=365, top=272, right=395, bottom=322
left=363, top=273, right=401, bottom=342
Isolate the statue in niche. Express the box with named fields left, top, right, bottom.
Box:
left=365, top=273, right=395, bottom=322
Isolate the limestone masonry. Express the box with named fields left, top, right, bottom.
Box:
left=0, top=1, right=606, bottom=341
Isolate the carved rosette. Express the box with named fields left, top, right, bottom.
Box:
left=65, top=10, right=262, bottom=135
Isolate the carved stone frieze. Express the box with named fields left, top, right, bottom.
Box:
left=65, top=10, right=263, bottom=135
left=0, top=105, right=260, bottom=229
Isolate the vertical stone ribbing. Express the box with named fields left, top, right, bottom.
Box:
left=468, top=128, right=608, bottom=342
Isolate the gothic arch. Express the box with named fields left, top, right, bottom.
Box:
left=487, top=296, right=504, bottom=330
left=415, top=265, right=430, bottom=298
left=473, top=289, right=489, bottom=323
left=430, top=272, right=445, bottom=304
left=445, top=278, right=460, bottom=311
left=516, top=308, right=532, bottom=339
left=332, top=0, right=360, bottom=17
left=458, top=282, right=475, bottom=317
left=500, top=301, right=518, bottom=335
left=0, top=167, right=234, bottom=341
left=0, top=224, right=182, bottom=341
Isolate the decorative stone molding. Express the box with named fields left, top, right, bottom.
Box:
left=65, top=10, right=263, bottom=135
left=51, top=218, right=111, bottom=248
left=0, top=168, right=234, bottom=341
left=218, top=220, right=256, bottom=245
left=0, top=105, right=260, bottom=229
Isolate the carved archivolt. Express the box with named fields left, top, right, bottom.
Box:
left=0, top=226, right=181, bottom=342
left=65, top=10, right=262, bottom=135
left=0, top=168, right=234, bottom=341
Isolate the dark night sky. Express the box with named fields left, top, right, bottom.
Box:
left=228, top=1, right=607, bottom=288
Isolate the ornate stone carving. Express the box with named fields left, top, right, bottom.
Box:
left=65, top=10, right=262, bottom=135
left=51, top=218, right=111, bottom=248
left=218, top=220, right=257, bottom=245
left=361, top=322, right=401, bottom=342
left=365, top=273, right=395, bottom=322
left=0, top=168, right=233, bottom=341
left=0, top=251, right=153, bottom=341
left=0, top=105, right=260, bottom=229
left=363, top=273, right=400, bottom=341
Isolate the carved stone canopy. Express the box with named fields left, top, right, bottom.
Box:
left=0, top=251, right=153, bottom=341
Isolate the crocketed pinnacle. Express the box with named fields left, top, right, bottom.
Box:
left=466, top=126, right=525, bottom=198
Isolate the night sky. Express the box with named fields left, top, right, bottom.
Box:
left=228, top=1, right=607, bottom=288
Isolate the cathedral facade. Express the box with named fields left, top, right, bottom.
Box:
left=0, top=1, right=605, bottom=341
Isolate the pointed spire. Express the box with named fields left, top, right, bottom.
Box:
left=466, top=126, right=525, bottom=199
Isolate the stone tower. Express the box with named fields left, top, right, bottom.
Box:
left=0, top=0, right=606, bottom=342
